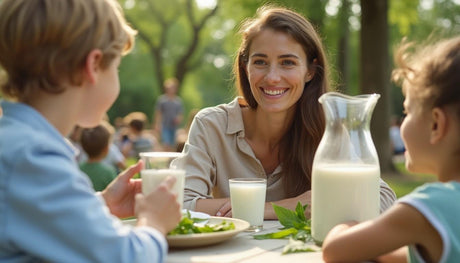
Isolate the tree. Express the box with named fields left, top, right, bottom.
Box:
left=360, top=0, right=395, bottom=173
left=120, top=0, right=218, bottom=93
left=337, top=0, right=351, bottom=92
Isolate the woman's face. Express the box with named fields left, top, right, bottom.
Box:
left=246, top=29, right=312, bottom=114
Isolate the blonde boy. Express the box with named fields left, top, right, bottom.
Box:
left=0, top=0, right=181, bottom=262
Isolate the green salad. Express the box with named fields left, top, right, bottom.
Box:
left=168, top=210, right=235, bottom=236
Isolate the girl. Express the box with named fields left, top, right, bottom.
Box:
left=322, top=36, right=460, bottom=263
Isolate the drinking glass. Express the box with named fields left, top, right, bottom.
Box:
left=139, top=152, right=185, bottom=209
left=229, top=178, right=267, bottom=232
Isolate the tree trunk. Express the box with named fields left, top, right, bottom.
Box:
left=175, top=0, right=218, bottom=88
left=360, top=0, right=396, bottom=174
left=338, top=0, right=351, bottom=93
left=124, top=0, right=218, bottom=94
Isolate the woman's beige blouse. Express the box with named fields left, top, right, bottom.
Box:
left=178, top=97, right=396, bottom=212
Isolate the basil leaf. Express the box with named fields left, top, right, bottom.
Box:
left=282, top=238, right=319, bottom=255
left=253, top=227, right=297, bottom=240
left=253, top=202, right=315, bottom=254
left=272, top=203, right=302, bottom=228
left=295, top=202, right=306, bottom=222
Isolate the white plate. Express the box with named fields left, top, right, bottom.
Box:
left=122, top=216, right=249, bottom=248
left=167, top=216, right=249, bottom=248
left=122, top=210, right=209, bottom=227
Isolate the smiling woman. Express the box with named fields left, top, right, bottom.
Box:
left=175, top=4, right=396, bottom=221
left=246, top=28, right=312, bottom=113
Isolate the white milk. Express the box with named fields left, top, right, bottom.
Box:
left=229, top=181, right=266, bottom=229
left=311, top=164, right=380, bottom=243
left=141, top=169, right=185, bottom=209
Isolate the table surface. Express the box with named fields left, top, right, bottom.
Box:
left=166, top=220, right=324, bottom=263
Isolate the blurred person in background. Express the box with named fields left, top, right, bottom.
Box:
left=69, top=122, right=126, bottom=173
left=154, top=78, right=184, bottom=151
left=389, top=115, right=406, bottom=155
left=79, top=122, right=118, bottom=191
left=122, top=111, right=158, bottom=158
left=175, top=108, right=199, bottom=152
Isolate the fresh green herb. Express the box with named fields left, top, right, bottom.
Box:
left=253, top=202, right=319, bottom=254
left=282, top=237, right=318, bottom=254
left=168, top=210, right=235, bottom=236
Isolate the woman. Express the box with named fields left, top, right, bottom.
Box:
left=179, top=5, right=396, bottom=219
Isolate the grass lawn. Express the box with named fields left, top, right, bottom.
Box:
left=382, top=160, right=436, bottom=198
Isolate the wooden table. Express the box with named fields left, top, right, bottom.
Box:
left=166, top=220, right=324, bottom=263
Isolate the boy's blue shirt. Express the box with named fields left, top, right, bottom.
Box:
left=0, top=100, right=167, bottom=263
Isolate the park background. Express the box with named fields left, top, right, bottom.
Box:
left=2, top=0, right=460, bottom=196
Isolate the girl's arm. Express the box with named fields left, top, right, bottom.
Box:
left=322, top=203, right=436, bottom=263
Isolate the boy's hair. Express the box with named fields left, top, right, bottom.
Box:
left=80, top=121, right=114, bottom=159
left=0, top=0, right=136, bottom=102
left=392, top=36, right=460, bottom=118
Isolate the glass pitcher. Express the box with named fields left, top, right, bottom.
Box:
left=311, top=92, right=381, bottom=244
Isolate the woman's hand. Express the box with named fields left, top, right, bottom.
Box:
left=101, top=160, right=143, bottom=218
left=216, top=200, right=232, bottom=217
left=195, top=198, right=231, bottom=217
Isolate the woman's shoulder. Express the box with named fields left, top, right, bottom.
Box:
left=189, top=98, right=245, bottom=138
left=194, top=98, right=242, bottom=123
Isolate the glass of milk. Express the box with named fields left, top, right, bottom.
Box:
left=229, top=178, right=266, bottom=232
left=139, top=152, right=185, bottom=209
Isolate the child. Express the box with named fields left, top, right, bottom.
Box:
left=322, top=36, right=460, bottom=262
left=79, top=122, right=118, bottom=191
left=121, top=111, right=158, bottom=158
left=70, top=123, right=127, bottom=172
left=154, top=78, right=184, bottom=151
left=101, top=121, right=127, bottom=173
left=0, top=0, right=181, bottom=262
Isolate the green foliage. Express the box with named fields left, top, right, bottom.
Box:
left=253, top=202, right=316, bottom=254
left=107, top=49, right=157, bottom=122
left=383, top=160, right=437, bottom=198
left=115, top=0, right=234, bottom=123
left=110, top=0, right=460, bottom=128
left=389, top=0, right=419, bottom=35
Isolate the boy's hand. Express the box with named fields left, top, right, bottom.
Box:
left=135, top=176, right=182, bottom=235
left=102, top=160, right=143, bottom=218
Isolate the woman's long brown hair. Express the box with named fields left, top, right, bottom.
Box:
left=233, top=5, right=331, bottom=196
